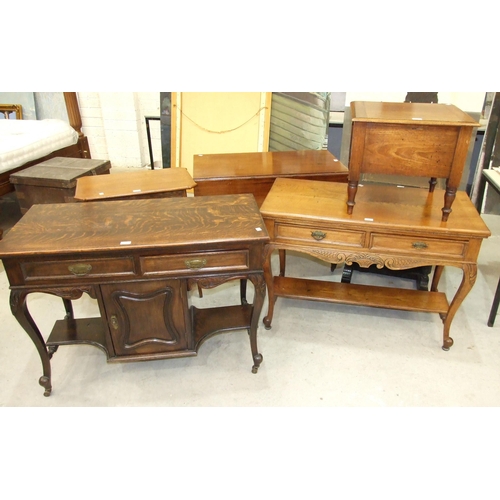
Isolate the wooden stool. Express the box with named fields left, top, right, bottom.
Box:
left=74, top=168, right=196, bottom=201
left=10, top=157, right=111, bottom=214
left=347, top=101, right=480, bottom=221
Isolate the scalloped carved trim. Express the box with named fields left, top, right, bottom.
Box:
left=266, top=243, right=468, bottom=271
left=188, top=274, right=250, bottom=290
left=32, top=286, right=97, bottom=300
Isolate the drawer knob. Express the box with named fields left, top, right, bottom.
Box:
left=412, top=241, right=428, bottom=249
left=68, top=263, right=93, bottom=276
left=311, top=230, right=326, bottom=241
left=185, top=258, right=207, bottom=269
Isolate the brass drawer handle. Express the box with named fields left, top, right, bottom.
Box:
left=68, top=263, right=93, bottom=276
left=412, top=241, right=428, bottom=250
left=185, top=258, right=207, bottom=269
left=311, top=230, right=326, bottom=241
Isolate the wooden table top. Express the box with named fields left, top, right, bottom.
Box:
left=351, top=101, right=480, bottom=127
left=74, top=168, right=196, bottom=201
left=193, top=149, right=347, bottom=181
left=260, top=178, right=491, bottom=238
left=0, top=194, right=268, bottom=257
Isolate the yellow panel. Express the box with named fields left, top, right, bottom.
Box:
left=172, top=92, right=271, bottom=176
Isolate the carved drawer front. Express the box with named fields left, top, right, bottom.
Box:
left=141, top=250, right=249, bottom=276
left=22, top=257, right=135, bottom=281
left=101, top=279, right=190, bottom=357
left=370, top=234, right=466, bottom=257
left=275, top=223, right=365, bottom=247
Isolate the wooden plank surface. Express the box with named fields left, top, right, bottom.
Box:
left=74, top=167, right=196, bottom=200
left=193, top=149, right=347, bottom=181
left=0, top=194, right=269, bottom=256
left=274, top=276, right=450, bottom=314
left=259, top=178, right=491, bottom=238
left=351, top=101, right=480, bottom=126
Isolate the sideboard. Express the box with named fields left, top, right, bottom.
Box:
left=0, top=194, right=269, bottom=396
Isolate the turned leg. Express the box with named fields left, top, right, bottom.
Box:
left=248, top=274, right=266, bottom=373
left=263, top=247, right=275, bottom=330
left=429, top=177, right=437, bottom=192
left=347, top=180, right=358, bottom=215
left=442, top=186, right=457, bottom=222
left=10, top=290, right=52, bottom=396
left=441, top=264, right=476, bottom=351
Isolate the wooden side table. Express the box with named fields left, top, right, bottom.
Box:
left=10, top=157, right=111, bottom=214
left=74, top=167, right=196, bottom=201
left=348, top=101, right=480, bottom=221
left=260, top=178, right=490, bottom=350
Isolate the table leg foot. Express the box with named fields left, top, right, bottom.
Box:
left=263, top=317, right=272, bottom=330
left=252, top=353, right=263, bottom=374
left=39, top=376, right=52, bottom=397
left=442, top=337, right=454, bottom=351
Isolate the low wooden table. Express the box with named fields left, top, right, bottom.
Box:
left=0, top=194, right=269, bottom=396
left=348, top=101, right=480, bottom=221
left=10, top=157, right=111, bottom=214
left=260, top=178, right=490, bottom=350
left=193, top=149, right=348, bottom=207
left=74, top=167, right=196, bottom=201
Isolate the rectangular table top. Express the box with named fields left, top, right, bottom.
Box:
left=10, top=157, right=111, bottom=188
left=193, top=149, right=347, bottom=181
left=74, top=168, right=196, bottom=201
left=351, top=101, right=480, bottom=127
left=0, top=194, right=269, bottom=258
left=260, top=178, right=491, bottom=239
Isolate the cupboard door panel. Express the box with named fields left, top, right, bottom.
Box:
left=101, top=279, right=191, bottom=356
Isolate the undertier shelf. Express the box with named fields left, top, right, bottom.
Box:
left=47, top=317, right=108, bottom=352
left=273, top=276, right=449, bottom=314
left=192, top=304, right=253, bottom=347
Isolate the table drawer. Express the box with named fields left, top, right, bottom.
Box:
left=275, top=223, right=365, bottom=247
left=22, top=257, right=136, bottom=281
left=141, top=250, right=249, bottom=275
left=370, top=234, right=466, bottom=257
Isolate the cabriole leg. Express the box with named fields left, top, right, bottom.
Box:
left=248, top=274, right=266, bottom=373
left=10, top=290, right=52, bottom=396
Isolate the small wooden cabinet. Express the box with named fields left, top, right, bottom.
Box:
left=0, top=195, right=269, bottom=396
left=10, top=157, right=111, bottom=214
left=347, top=101, right=480, bottom=221
left=100, top=279, right=191, bottom=357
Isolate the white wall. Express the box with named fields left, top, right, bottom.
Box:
left=78, top=92, right=161, bottom=169
left=77, top=92, right=487, bottom=170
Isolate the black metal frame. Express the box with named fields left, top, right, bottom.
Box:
left=145, top=115, right=160, bottom=169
